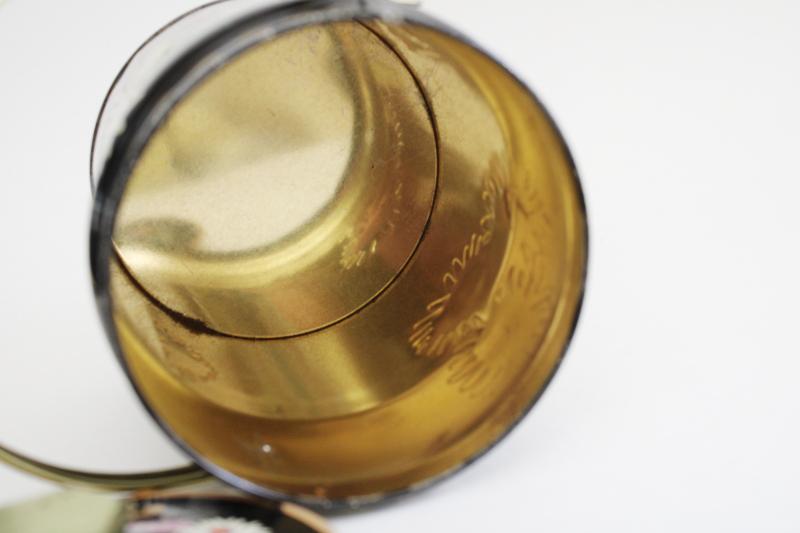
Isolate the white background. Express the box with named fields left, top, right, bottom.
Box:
left=1, top=0, right=799, bottom=531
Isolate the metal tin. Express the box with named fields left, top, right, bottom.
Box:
left=5, top=0, right=589, bottom=511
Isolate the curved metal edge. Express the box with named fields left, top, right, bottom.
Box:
left=89, top=0, right=237, bottom=194
left=1, top=2, right=235, bottom=493
left=2, top=6, right=233, bottom=489
left=89, top=0, right=590, bottom=511
left=91, top=1, right=435, bottom=343
left=0, top=443, right=208, bottom=492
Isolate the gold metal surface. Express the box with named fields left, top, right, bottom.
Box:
left=106, top=19, right=587, bottom=503
left=114, top=22, right=438, bottom=340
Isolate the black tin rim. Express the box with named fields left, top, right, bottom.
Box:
left=90, top=0, right=590, bottom=511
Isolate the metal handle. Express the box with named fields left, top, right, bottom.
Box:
left=0, top=443, right=208, bottom=492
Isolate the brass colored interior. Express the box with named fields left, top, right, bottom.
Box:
left=113, top=22, right=437, bottom=340
left=108, top=20, right=587, bottom=502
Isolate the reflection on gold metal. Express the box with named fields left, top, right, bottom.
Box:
left=105, top=18, right=587, bottom=505
left=114, top=22, right=438, bottom=340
